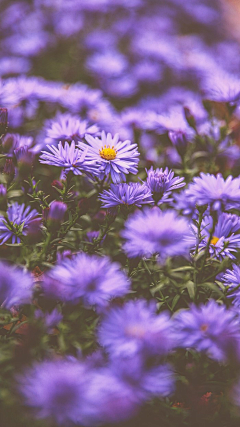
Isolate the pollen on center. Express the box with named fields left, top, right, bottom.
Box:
left=99, top=145, right=117, bottom=160
left=210, top=236, right=219, bottom=246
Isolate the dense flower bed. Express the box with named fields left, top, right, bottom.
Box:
left=2, top=1, right=240, bottom=426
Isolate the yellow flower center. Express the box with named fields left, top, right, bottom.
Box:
left=99, top=145, right=117, bottom=160
left=210, top=236, right=219, bottom=246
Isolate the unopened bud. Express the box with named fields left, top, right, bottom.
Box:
left=2, top=134, right=17, bottom=154
left=52, top=180, right=64, bottom=190
left=78, top=198, right=90, bottom=215
left=184, top=106, right=197, bottom=129
left=169, top=130, right=188, bottom=157
left=25, top=218, right=42, bottom=243
left=15, top=147, right=33, bottom=178
left=0, top=184, right=7, bottom=209
left=47, top=201, right=67, bottom=231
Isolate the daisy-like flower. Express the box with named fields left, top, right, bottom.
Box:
left=39, top=141, right=99, bottom=177
left=98, top=299, right=174, bottom=358
left=173, top=300, right=240, bottom=362
left=185, top=173, right=240, bottom=211
left=78, top=131, right=140, bottom=183
left=0, top=203, right=39, bottom=244
left=222, top=264, right=240, bottom=307
left=146, top=166, right=185, bottom=204
left=121, top=208, right=193, bottom=262
left=42, top=253, right=130, bottom=309
left=99, top=183, right=153, bottom=209
left=0, top=262, right=33, bottom=309
left=45, top=113, right=99, bottom=144
left=198, top=213, right=240, bottom=259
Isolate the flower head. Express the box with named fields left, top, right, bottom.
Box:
left=98, top=299, right=173, bottom=358
left=146, top=167, right=185, bottom=204
left=40, top=141, right=98, bottom=177
left=185, top=173, right=240, bottom=211
left=0, top=203, right=39, bottom=244
left=0, top=262, right=33, bottom=309
left=42, top=253, right=130, bottom=309
left=174, top=300, right=240, bottom=362
left=222, top=264, right=240, bottom=307
left=78, top=131, right=140, bottom=183
left=45, top=113, right=99, bottom=144
left=99, top=183, right=153, bottom=209
left=121, top=208, right=193, bottom=262
left=198, top=213, right=240, bottom=259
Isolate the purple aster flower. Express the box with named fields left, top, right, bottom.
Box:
left=45, top=113, right=99, bottom=145
left=0, top=203, right=39, bottom=244
left=174, top=189, right=199, bottom=218
left=198, top=213, right=240, bottom=259
left=222, top=264, right=240, bottom=307
left=111, top=355, right=175, bottom=400
left=98, top=299, right=173, bottom=358
left=185, top=173, right=240, bottom=211
left=42, top=253, right=130, bottom=309
left=82, top=368, right=140, bottom=424
left=173, top=300, right=240, bottom=362
left=18, top=359, right=94, bottom=426
left=35, top=308, right=63, bottom=333
left=0, top=262, right=33, bottom=309
left=39, top=141, right=99, bottom=178
left=146, top=167, right=185, bottom=204
left=99, top=183, right=153, bottom=209
left=202, top=71, right=240, bottom=106
left=121, top=208, right=193, bottom=262
left=78, top=131, right=140, bottom=183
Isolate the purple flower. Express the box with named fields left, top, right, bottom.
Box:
left=198, top=213, right=240, bottom=259
left=0, top=262, right=33, bottom=309
left=168, top=130, right=189, bottom=157
left=35, top=308, right=63, bottom=332
left=222, top=264, right=240, bottom=307
left=0, top=203, right=39, bottom=244
left=145, top=167, right=185, bottom=204
left=185, top=173, right=240, bottom=211
left=78, top=131, right=140, bottom=183
left=40, top=141, right=99, bottom=177
left=45, top=113, right=99, bottom=144
left=121, top=208, right=193, bottom=262
left=174, top=300, right=240, bottom=362
left=42, top=253, right=130, bottom=308
left=99, top=183, right=153, bottom=209
left=47, top=201, right=67, bottom=230
left=98, top=299, right=173, bottom=358
left=18, top=359, right=93, bottom=426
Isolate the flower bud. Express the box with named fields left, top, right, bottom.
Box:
left=0, top=108, right=8, bottom=137
left=78, top=198, right=90, bottom=215
left=0, top=184, right=7, bottom=209
left=1, top=134, right=17, bottom=154
left=15, top=147, right=33, bottom=178
left=47, top=201, right=67, bottom=231
left=51, top=180, right=64, bottom=191
left=184, top=106, right=197, bottom=129
left=168, top=130, right=188, bottom=158
left=25, top=218, right=42, bottom=244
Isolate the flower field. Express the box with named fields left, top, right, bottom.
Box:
left=2, top=0, right=240, bottom=426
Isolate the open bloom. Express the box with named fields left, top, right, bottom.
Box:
left=45, top=112, right=99, bottom=144
left=98, top=299, right=174, bottom=358
left=198, top=213, right=240, bottom=259
left=99, top=183, right=153, bottom=208
left=40, top=141, right=99, bottom=177
left=42, top=253, right=130, bottom=309
left=121, top=208, right=193, bottom=262
left=0, top=262, right=33, bottom=309
left=185, top=173, right=240, bottom=211
left=222, top=264, right=240, bottom=307
left=173, top=300, right=240, bottom=362
left=78, top=131, right=140, bottom=183
left=146, top=166, right=185, bottom=204
left=0, top=203, right=39, bottom=244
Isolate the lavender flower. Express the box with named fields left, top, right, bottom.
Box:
left=47, top=201, right=67, bottom=230
left=40, top=141, right=99, bottom=177
left=45, top=113, right=99, bottom=144
left=42, top=253, right=130, bottom=308
left=99, top=183, right=153, bottom=209
left=0, top=262, right=33, bottom=309
left=78, top=131, right=140, bottom=183
left=222, top=264, right=240, bottom=307
left=18, top=359, right=93, bottom=426
left=0, top=203, right=39, bottom=244
left=174, top=300, right=240, bottom=362
left=198, top=213, right=240, bottom=259
left=121, top=208, right=193, bottom=262
left=98, top=299, right=173, bottom=358
left=146, top=167, right=185, bottom=204
left=185, top=173, right=240, bottom=211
